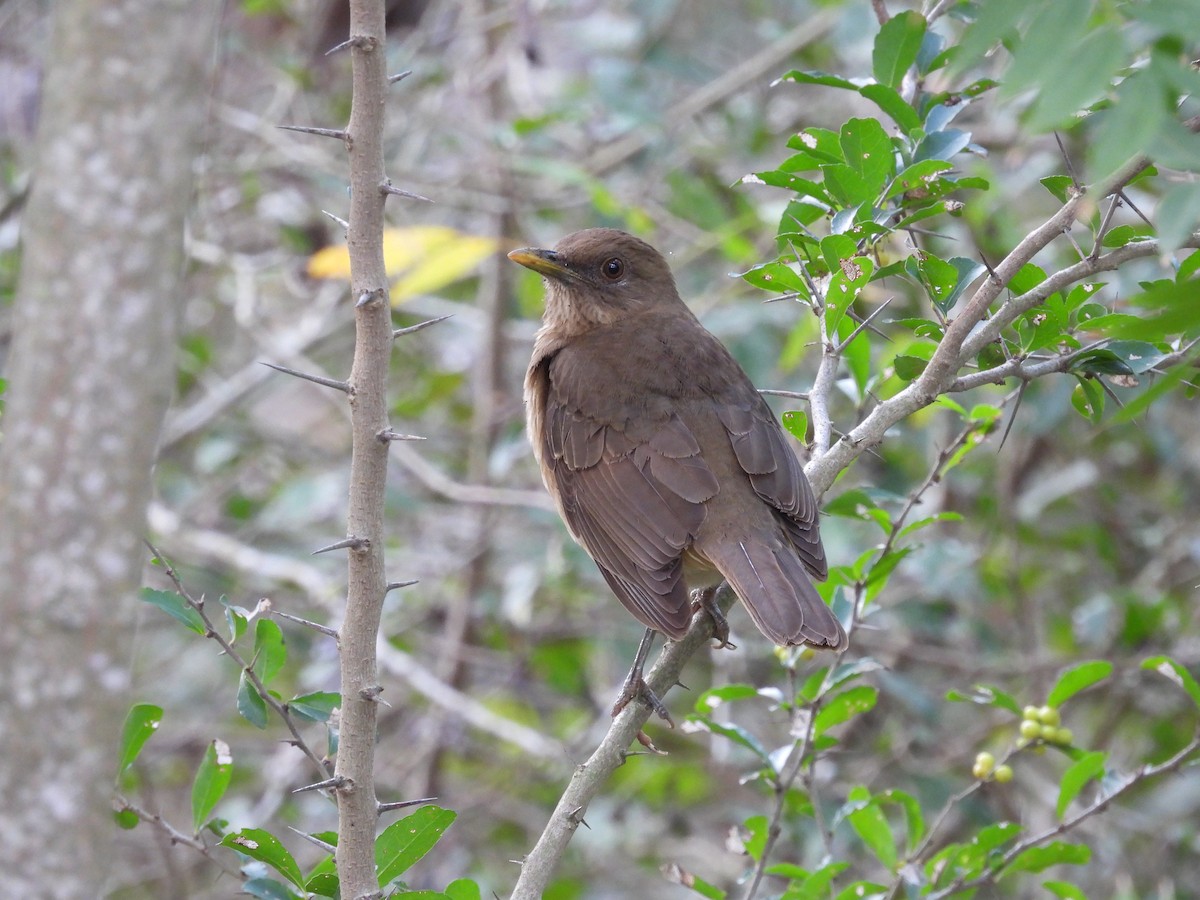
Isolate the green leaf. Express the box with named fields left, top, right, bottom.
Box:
left=118, top=703, right=163, bottom=775
left=814, top=685, right=878, bottom=738
left=191, top=738, right=233, bottom=833
left=1043, top=880, right=1087, bottom=900
left=288, top=691, right=341, bottom=723
left=1039, top=175, right=1076, bottom=203
left=1024, top=26, right=1124, bottom=131
left=912, top=129, right=971, bottom=164
left=375, top=806, right=457, bottom=886
left=242, top=878, right=303, bottom=900
left=743, top=814, right=769, bottom=861
left=1157, top=182, right=1200, bottom=253
left=859, top=83, right=921, bottom=132
left=221, top=828, right=304, bottom=887
left=842, top=787, right=897, bottom=869
left=781, top=410, right=808, bottom=443
left=1109, top=345, right=1200, bottom=424
left=253, top=618, right=287, bottom=686
left=839, top=117, right=895, bottom=195
left=1001, top=841, right=1090, bottom=876
left=873, top=10, right=927, bottom=90
left=778, top=862, right=850, bottom=899
left=877, top=788, right=925, bottom=854
left=1047, top=660, right=1114, bottom=707
left=219, top=596, right=249, bottom=644
left=885, top=160, right=953, bottom=201
left=444, top=880, right=482, bottom=900
left=893, top=354, right=928, bottom=381
left=945, top=683, right=1021, bottom=715
left=237, top=671, right=269, bottom=729
left=693, top=683, right=761, bottom=714
left=1056, top=751, right=1106, bottom=818
left=1141, top=656, right=1200, bottom=708
left=140, top=587, right=205, bottom=634
left=778, top=70, right=863, bottom=93
left=1071, top=377, right=1105, bottom=422
left=741, top=260, right=809, bottom=295
left=690, top=718, right=772, bottom=765
left=897, top=511, right=963, bottom=540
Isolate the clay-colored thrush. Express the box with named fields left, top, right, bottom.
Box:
left=510, top=228, right=847, bottom=664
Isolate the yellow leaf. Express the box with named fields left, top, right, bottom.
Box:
left=305, top=225, right=498, bottom=303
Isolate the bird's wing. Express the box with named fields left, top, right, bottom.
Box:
left=541, top=371, right=719, bottom=640
left=714, top=398, right=827, bottom=580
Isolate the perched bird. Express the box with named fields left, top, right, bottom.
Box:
left=510, top=229, right=846, bottom=709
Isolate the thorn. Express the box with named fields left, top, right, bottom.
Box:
left=287, top=826, right=337, bottom=853
left=359, top=684, right=386, bottom=703
left=271, top=608, right=339, bottom=639
left=381, top=181, right=433, bottom=203
left=979, top=252, right=1000, bottom=285
left=378, top=428, right=426, bottom=442
left=388, top=70, right=413, bottom=84
left=312, top=535, right=369, bottom=556
left=324, top=37, right=355, bottom=56
left=394, top=314, right=453, bottom=338
left=634, top=730, right=668, bottom=755
left=278, top=124, right=348, bottom=141
left=836, top=296, right=895, bottom=352
left=997, top=381, right=1026, bottom=453
left=261, top=362, right=350, bottom=394
left=759, top=388, right=809, bottom=400
left=293, top=775, right=348, bottom=794
left=386, top=579, right=419, bottom=593
left=1117, top=189, right=1154, bottom=227
left=355, top=289, right=386, bottom=308
left=1054, top=132, right=1081, bottom=188
left=321, top=209, right=349, bottom=230
left=378, top=796, right=436, bottom=813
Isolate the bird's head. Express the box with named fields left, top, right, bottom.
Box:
left=508, top=228, right=684, bottom=334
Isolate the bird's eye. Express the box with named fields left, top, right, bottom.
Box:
left=600, top=257, right=624, bottom=281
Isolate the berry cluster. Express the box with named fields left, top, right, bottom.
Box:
left=1018, top=705, right=1073, bottom=747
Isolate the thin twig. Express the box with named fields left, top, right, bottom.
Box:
left=143, top=543, right=331, bottom=781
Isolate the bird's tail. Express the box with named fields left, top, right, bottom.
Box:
left=709, top=540, right=847, bottom=649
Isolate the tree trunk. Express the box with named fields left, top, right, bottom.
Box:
left=0, top=0, right=218, bottom=894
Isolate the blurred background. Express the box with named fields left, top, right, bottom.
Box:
left=1, top=0, right=1198, bottom=897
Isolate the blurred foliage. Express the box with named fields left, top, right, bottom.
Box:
left=2, top=0, right=1198, bottom=898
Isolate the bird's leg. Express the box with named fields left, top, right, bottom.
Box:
left=693, top=585, right=735, bottom=650
left=611, top=627, right=673, bottom=726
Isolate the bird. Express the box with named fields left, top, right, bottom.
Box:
left=510, top=228, right=847, bottom=715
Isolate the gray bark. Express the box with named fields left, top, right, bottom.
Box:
left=0, top=0, right=218, bottom=894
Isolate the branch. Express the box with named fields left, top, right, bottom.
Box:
left=926, top=730, right=1200, bottom=899
left=806, top=154, right=1170, bottom=498
left=510, top=590, right=735, bottom=900
left=144, top=543, right=331, bottom=781
left=335, top=4, right=393, bottom=894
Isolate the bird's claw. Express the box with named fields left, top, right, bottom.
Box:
left=693, top=586, right=735, bottom=650
left=612, top=672, right=675, bottom=727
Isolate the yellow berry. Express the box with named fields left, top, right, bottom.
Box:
left=1019, top=719, right=1042, bottom=740
left=1022, top=705, right=1040, bottom=721
left=1053, top=727, right=1074, bottom=746
left=994, top=764, right=1014, bottom=783
left=974, top=751, right=995, bottom=775
left=1040, top=724, right=1060, bottom=741
left=1038, top=705, right=1061, bottom=727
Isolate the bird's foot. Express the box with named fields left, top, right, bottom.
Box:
left=693, top=586, right=736, bottom=650
left=611, top=670, right=674, bottom=728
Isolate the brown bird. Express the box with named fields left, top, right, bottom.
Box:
left=510, top=229, right=847, bottom=710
